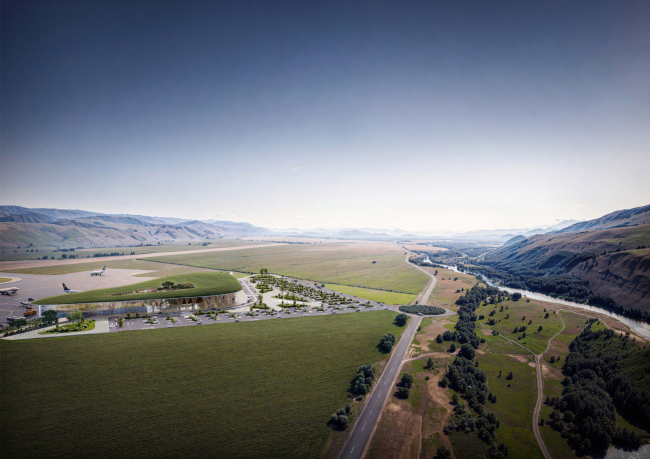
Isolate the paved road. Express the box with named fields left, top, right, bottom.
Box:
left=401, top=249, right=455, bottom=316
left=339, top=314, right=422, bottom=459
left=339, top=249, right=454, bottom=459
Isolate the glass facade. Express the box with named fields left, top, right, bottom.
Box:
left=38, top=292, right=238, bottom=318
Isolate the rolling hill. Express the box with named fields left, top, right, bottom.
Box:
left=478, top=210, right=650, bottom=316
left=0, top=206, right=270, bottom=248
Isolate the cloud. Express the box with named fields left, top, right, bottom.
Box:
left=288, top=167, right=301, bottom=174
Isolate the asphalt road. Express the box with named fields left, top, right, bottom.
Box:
left=339, top=314, right=423, bottom=459
left=339, top=250, right=455, bottom=459
left=108, top=306, right=392, bottom=332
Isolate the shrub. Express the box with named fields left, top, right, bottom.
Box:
left=397, top=387, right=410, bottom=399
left=401, top=373, right=414, bottom=388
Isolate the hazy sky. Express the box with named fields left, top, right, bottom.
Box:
left=2, top=0, right=649, bottom=231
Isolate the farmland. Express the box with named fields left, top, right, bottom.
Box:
left=324, top=284, right=416, bottom=305
left=0, top=311, right=406, bottom=459
left=147, top=241, right=429, bottom=294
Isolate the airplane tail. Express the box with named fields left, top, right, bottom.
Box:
left=102, top=265, right=106, bottom=270
left=62, top=283, right=69, bottom=291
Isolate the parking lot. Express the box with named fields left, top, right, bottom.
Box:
left=109, top=303, right=397, bottom=332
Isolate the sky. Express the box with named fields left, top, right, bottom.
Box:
left=2, top=0, right=649, bottom=232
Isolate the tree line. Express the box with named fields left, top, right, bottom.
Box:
left=542, top=325, right=647, bottom=455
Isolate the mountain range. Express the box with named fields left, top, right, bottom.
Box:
left=479, top=203, right=650, bottom=313
left=0, top=206, right=271, bottom=247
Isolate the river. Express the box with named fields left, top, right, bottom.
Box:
left=422, top=257, right=650, bottom=340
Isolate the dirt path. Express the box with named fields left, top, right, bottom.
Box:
left=0, top=243, right=282, bottom=271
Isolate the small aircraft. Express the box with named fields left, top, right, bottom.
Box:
left=20, top=301, right=32, bottom=306
left=62, top=283, right=82, bottom=293
left=90, top=265, right=106, bottom=276
left=0, top=287, right=19, bottom=296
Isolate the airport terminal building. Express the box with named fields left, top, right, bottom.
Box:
left=38, top=292, right=239, bottom=318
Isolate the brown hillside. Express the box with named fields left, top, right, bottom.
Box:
left=570, top=249, right=650, bottom=311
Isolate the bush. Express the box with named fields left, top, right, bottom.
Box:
left=380, top=333, right=396, bottom=352
left=394, top=313, right=408, bottom=326
left=435, top=445, right=452, bottom=459
left=398, top=305, right=445, bottom=315
left=397, top=387, right=410, bottom=399
left=401, top=373, right=414, bottom=388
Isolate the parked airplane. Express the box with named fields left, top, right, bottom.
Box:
left=0, top=287, right=19, bottom=295
left=20, top=301, right=31, bottom=306
left=90, top=265, right=107, bottom=276
left=62, top=283, right=82, bottom=293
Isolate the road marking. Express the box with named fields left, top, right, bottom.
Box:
left=351, top=447, right=354, bottom=452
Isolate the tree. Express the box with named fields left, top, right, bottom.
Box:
left=451, top=393, right=459, bottom=405
left=42, top=310, right=58, bottom=324
left=459, top=343, right=475, bottom=360
left=506, top=372, right=513, bottom=380
left=395, top=313, right=407, bottom=326
left=401, top=373, right=414, bottom=388
left=512, top=292, right=522, bottom=301
left=118, top=317, right=124, bottom=327
left=435, top=445, right=453, bottom=459
left=397, top=387, right=410, bottom=399
left=449, top=343, right=457, bottom=353
left=344, top=404, right=351, bottom=414
left=380, top=333, right=395, bottom=352
left=440, top=376, right=449, bottom=388
left=436, top=334, right=443, bottom=343
left=426, top=357, right=434, bottom=368
left=550, top=356, right=556, bottom=363
left=338, top=414, right=349, bottom=429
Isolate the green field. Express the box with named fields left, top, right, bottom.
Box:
left=34, top=272, right=241, bottom=305
left=476, top=352, right=544, bottom=459
left=0, top=277, right=11, bottom=283
left=3, top=243, right=429, bottom=296
left=477, top=300, right=564, bottom=354
left=324, top=284, right=416, bottom=305
left=0, top=239, right=263, bottom=262
left=146, top=243, right=429, bottom=294
left=0, top=311, right=406, bottom=459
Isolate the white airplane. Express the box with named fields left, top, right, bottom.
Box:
left=90, top=265, right=106, bottom=276
left=20, top=301, right=32, bottom=306
left=0, top=287, right=19, bottom=295
left=62, top=283, right=82, bottom=293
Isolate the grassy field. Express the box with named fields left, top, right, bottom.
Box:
left=477, top=352, right=544, bottom=459
left=426, top=267, right=478, bottom=309
left=33, top=272, right=241, bottom=305
left=146, top=242, right=430, bottom=294
left=0, top=277, right=11, bottom=283
left=324, top=284, right=416, bottom=305
left=477, top=299, right=565, bottom=354
left=0, top=239, right=261, bottom=262
left=0, top=311, right=406, bottom=459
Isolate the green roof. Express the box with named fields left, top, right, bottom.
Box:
left=34, top=272, right=242, bottom=305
